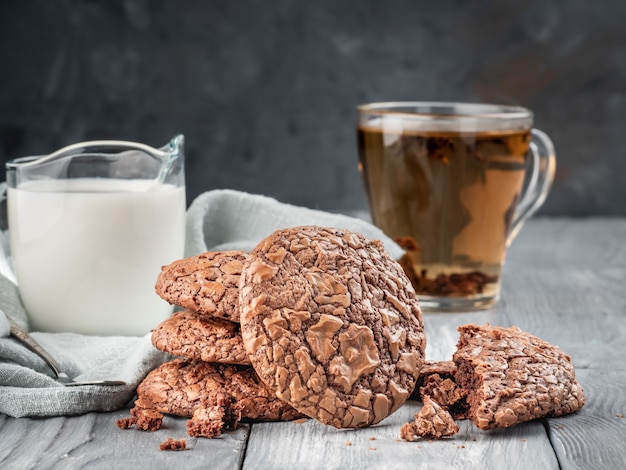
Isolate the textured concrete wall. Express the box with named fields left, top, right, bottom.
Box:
left=1, top=0, right=625, bottom=215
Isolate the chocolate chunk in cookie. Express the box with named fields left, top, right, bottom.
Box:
left=136, top=358, right=303, bottom=422
left=152, top=309, right=250, bottom=365
left=239, top=226, right=426, bottom=428
left=155, top=251, right=246, bottom=322
left=453, top=324, right=586, bottom=430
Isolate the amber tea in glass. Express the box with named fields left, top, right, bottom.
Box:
left=357, top=102, right=555, bottom=310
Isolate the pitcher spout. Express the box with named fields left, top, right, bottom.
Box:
left=162, top=134, right=185, bottom=157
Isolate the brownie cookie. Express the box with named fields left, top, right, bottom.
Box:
left=136, top=358, right=303, bottom=422
left=453, top=324, right=586, bottom=430
left=155, top=251, right=246, bottom=322
left=239, top=226, right=426, bottom=428
left=151, top=309, right=250, bottom=365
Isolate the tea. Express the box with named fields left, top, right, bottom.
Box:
left=357, top=125, right=531, bottom=308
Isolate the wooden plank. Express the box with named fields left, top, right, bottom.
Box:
left=243, top=401, right=558, bottom=470
left=0, top=410, right=249, bottom=470
left=547, top=367, right=626, bottom=470
left=497, top=267, right=626, bottom=366
left=506, top=218, right=626, bottom=268
left=558, top=342, right=626, bottom=370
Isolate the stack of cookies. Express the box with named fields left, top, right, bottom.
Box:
left=121, top=226, right=428, bottom=438
left=127, top=251, right=303, bottom=437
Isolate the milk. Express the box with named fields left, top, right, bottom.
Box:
left=8, top=178, right=186, bottom=335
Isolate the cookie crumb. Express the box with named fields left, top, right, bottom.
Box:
left=293, top=418, right=308, bottom=424
left=369, top=436, right=376, bottom=441
left=345, top=441, right=352, bottom=446
left=368, top=447, right=377, bottom=451
left=115, top=417, right=136, bottom=429
left=160, top=438, right=187, bottom=451
left=616, top=414, right=624, bottom=419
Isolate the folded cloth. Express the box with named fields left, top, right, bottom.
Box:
left=0, top=189, right=402, bottom=417
left=185, top=189, right=404, bottom=259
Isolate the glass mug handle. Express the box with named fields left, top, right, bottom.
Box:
left=507, top=129, right=556, bottom=245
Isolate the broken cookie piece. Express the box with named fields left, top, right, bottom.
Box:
left=401, top=396, right=459, bottom=441
left=402, top=324, right=586, bottom=440
left=136, top=359, right=302, bottom=422
left=454, top=324, right=586, bottom=430
left=116, top=397, right=164, bottom=432
left=186, top=391, right=243, bottom=438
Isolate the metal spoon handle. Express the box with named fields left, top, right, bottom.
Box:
left=6, top=316, right=64, bottom=378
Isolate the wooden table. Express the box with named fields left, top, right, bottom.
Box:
left=1, top=217, right=625, bottom=469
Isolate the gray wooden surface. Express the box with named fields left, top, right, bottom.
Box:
left=1, top=217, right=625, bottom=469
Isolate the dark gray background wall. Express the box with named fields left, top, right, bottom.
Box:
left=1, top=0, right=625, bottom=215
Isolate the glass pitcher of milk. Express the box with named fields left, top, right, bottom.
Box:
left=3, top=135, right=186, bottom=336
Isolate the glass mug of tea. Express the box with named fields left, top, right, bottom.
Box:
left=1, top=135, right=186, bottom=335
left=357, top=102, right=555, bottom=311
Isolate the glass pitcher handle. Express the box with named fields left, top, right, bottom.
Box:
left=507, top=128, right=556, bottom=245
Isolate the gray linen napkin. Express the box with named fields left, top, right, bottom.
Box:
left=0, top=189, right=402, bottom=418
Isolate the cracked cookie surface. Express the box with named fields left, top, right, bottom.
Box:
left=155, top=251, right=246, bottom=322
left=454, top=324, right=586, bottom=430
left=239, top=226, right=426, bottom=428
left=151, top=309, right=250, bottom=365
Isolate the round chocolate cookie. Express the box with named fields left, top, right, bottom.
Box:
left=155, top=251, right=246, bottom=322
left=137, top=358, right=303, bottom=421
left=239, top=226, right=426, bottom=428
left=151, top=309, right=251, bottom=365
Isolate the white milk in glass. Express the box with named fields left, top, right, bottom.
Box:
left=8, top=178, right=186, bottom=336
